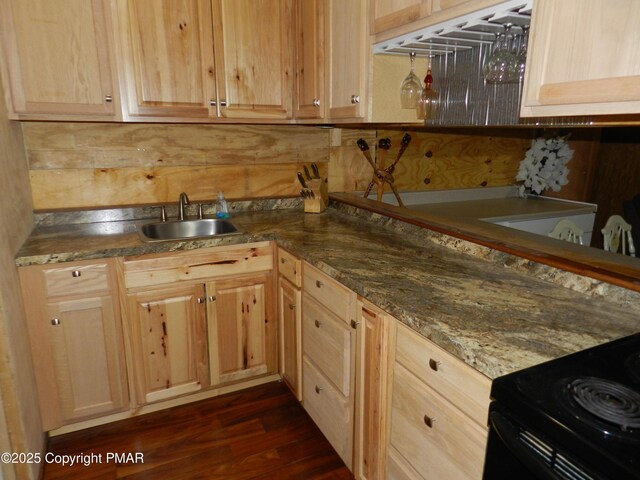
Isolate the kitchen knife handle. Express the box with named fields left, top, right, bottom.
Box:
left=297, top=172, right=308, bottom=188
left=311, top=163, right=320, bottom=179
left=356, top=138, right=369, bottom=151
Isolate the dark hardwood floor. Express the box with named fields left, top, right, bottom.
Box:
left=43, top=381, right=353, bottom=479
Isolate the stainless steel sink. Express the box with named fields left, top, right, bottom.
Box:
left=137, top=218, right=239, bottom=242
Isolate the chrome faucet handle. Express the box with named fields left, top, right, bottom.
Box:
left=178, top=192, right=190, bottom=220
left=197, top=204, right=204, bottom=219
left=151, top=205, right=167, bottom=222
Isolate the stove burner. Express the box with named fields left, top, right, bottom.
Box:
left=568, top=377, right=640, bottom=432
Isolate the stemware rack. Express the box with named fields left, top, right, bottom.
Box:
left=373, top=0, right=532, bottom=58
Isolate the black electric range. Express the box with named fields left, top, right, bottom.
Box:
left=483, top=333, right=640, bottom=480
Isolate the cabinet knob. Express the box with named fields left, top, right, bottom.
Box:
left=210, top=99, right=217, bottom=107
left=314, top=319, right=321, bottom=328
left=288, top=303, right=296, bottom=310
left=281, top=258, right=287, bottom=264
left=351, top=95, right=360, bottom=104
left=220, top=100, right=227, bottom=107
left=315, top=280, right=323, bottom=288
left=197, top=297, right=205, bottom=304
left=51, top=318, right=61, bottom=326
left=313, top=98, right=320, bottom=107
left=350, top=319, right=359, bottom=329
left=72, top=270, right=81, bottom=277
left=315, top=385, right=322, bottom=394
left=423, top=415, right=435, bottom=428
left=208, top=295, right=216, bottom=302
left=429, top=358, right=440, bottom=371
left=105, top=95, right=113, bottom=103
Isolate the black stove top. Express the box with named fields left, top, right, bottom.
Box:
left=491, top=333, right=640, bottom=479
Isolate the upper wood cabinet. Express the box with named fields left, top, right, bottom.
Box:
left=116, top=0, right=294, bottom=121
left=521, top=0, right=640, bottom=117
left=293, top=0, right=325, bottom=119
left=212, top=0, right=294, bottom=120
left=19, top=260, right=129, bottom=431
left=371, top=0, right=431, bottom=35
left=114, top=0, right=217, bottom=119
left=0, top=0, right=121, bottom=121
left=325, top=0, right=369, bottom=120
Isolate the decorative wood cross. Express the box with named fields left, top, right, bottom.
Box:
left=356, top=133, right=411, bottom=207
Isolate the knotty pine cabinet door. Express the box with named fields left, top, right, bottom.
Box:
left=293, top=0, right=325, bottom=119
left=126, top=284, right=209, bottom=405
left=115, top=0, right=217, bottom=119
left=521, top=0, right=640, bottom=117
left=211, top=0, right=294, bottom=119
left=371, top=0, right=430, bottom=35
left=206, top=273, right=277, bottom=386
left=325, top=0, right=369, bottom=120
left=19, top=260, right=129, bottom=431
left=0, top=0, right=120, bottom=120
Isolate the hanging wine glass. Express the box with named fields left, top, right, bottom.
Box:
left=516, top=25, right=529, bottom=83
left=400, top=52, right=423, bottom=109
left=483, top=24, right=518, bottom=84
left=417, top=59, right=438, bottom=120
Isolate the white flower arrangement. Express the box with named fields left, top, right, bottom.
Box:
left=516, top=136, right=573, bottom=197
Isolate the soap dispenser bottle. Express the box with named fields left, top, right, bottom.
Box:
left=215, top=191, right=230, bottom=219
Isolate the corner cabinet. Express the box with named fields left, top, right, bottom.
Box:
left=521, top=0, right=640, bottom=117
left=122, top=243, right=276, bottom=405
left=0, top=0, right=121, bottom=121
left=115, top=0, right=294, bottom=121
left=325, top=0, right=369, bottom=120
left=19, top=260, right=129, bottom=431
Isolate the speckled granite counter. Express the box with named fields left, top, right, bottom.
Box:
left=16, top=201, right=640, bottom=380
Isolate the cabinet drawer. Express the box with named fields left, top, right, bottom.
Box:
left=124, top=242, right=273, bottom=289
left=395, top=324, right=490, bottom=424
left=43, top=263, right=111, bottom=298
left=303, top=262, right=352, bottom=320
left=303, top=294, right=352, bottom=396
left=277, top=247, right=301, bottom=287
left=302, top=357, right=353, bottom=470
left=390, top=362, right=487, bottom=480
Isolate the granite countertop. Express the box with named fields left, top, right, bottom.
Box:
left=16, top=202, right=640, bottom=380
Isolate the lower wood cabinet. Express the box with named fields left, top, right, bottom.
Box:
left=122, top=243, right=276, bottom=406
left=206, top=273, right=276, bottom=386
left=19, top=259, right=129, bottom=431
left=125, top=283, right=209, bottom=404
left=301, top=262, right=357, bottom=470
left=388, top=323, right=491, bottom=480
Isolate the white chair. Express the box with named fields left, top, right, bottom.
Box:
left=548, top=219, right=584, bottom=245
left=601, top=215, right=636, bottom=257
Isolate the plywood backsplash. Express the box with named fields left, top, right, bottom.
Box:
left=22, top=122, right=533, bottom=210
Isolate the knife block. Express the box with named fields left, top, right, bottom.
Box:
left=304, top=178, right=328, bottom=213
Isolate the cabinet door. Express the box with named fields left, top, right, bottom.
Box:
left=521, top=0, right=640, bottom=117
left=207, top=273, right=277, bottom=385
left=115, top=0, right=217, bottom=119
left=325, top=0, right=369, bottom=120
left=0, top=0, right=119, bottom=120
left=354, top=301, right=395, bottom=480
left=371, top=0, right=430, bottom=35
left=20, top=260, right=128, bottom=431
left=278, top=277, right=302, bottom=400
left=293, top=0, right=325, bottom=119
left=212, top=0, right=294, bottom=119
left=126, top=284, right=209, bottom=404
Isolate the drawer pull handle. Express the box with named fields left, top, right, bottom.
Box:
left=315, top=385, right=322, bottom=394
left=316, top=280, right=323, bottom=288
left=423, top=415, right=435, bottom=428
left=288, top=303, right=296, bottom=310
left=314, top=319, right=321, bottom=328
left=429, top=358, right=440, bottom=371
left=72, top=270, right=81, bottom=277
left=51, top=318, right=61, bottom=326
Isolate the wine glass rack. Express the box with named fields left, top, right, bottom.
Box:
left=373, top=0, right=532, bottom=58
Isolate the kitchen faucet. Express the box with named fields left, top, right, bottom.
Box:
left=178, top=192, right=190, bottom=220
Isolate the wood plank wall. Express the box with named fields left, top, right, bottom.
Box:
left=23, top=123, right=542, bottom=211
